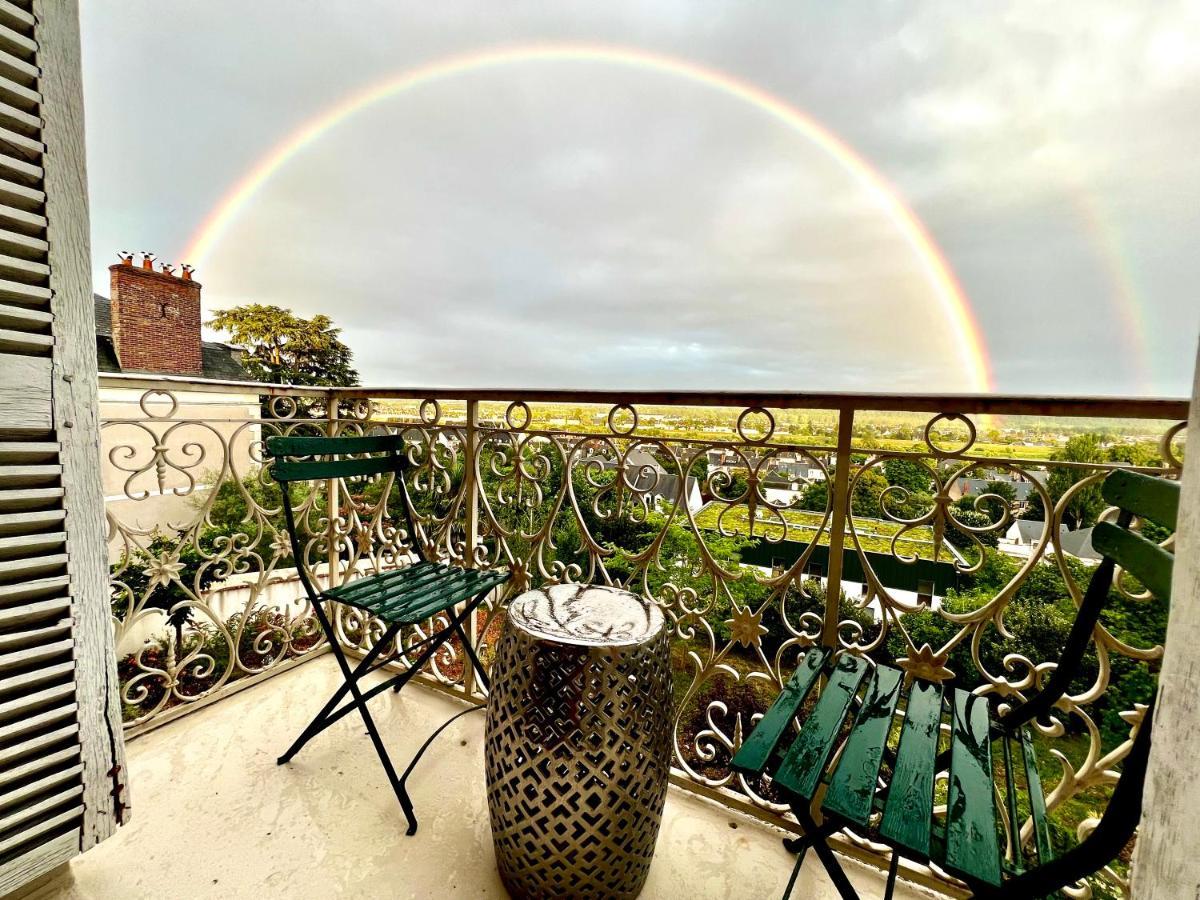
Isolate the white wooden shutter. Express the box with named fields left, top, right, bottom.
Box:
left=0, top=1, right=127, bottom=893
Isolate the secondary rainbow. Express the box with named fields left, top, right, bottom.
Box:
left=182, top=42, right=995, bottom=392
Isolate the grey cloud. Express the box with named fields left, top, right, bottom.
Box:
left=83, top=0, right=1200, bottom=397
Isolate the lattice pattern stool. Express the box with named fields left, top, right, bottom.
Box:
left=484, top=585, right=673, bottom=899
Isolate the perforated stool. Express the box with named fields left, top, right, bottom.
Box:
left=484, top=584, right=673, bottom=899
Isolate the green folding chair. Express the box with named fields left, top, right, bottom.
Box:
left=733, top=469, right=1177, bottom=898
left=266, top=432, right=508, bottom=835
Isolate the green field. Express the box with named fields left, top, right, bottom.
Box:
left=692, top=502, right=962, bottom=563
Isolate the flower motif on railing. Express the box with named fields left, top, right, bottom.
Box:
left=896, top=642, right=954, bottom=683
left=143, top=548, right=185, bottom=589
left=726, top=604, right=768, bottom=649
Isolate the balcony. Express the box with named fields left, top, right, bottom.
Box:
left=91, top=373, right=1190, bottom=898
left=39, top=654, right=925, bottom=899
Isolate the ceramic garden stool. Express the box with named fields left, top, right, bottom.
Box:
left=484, top=584, right=673, bottom=899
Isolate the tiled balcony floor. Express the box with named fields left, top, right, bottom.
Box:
left=25, top=656, right=928, bottom=899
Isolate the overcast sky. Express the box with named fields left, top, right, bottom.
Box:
left=80, top=2, right=1199, bottom=397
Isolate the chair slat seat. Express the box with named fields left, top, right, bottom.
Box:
left=326, top=564, right=507, bottom=626
left=740, top=469, right=1177, bottom=899
left=732, top=646, right=828, bottom=777
left=823, top=665, right=904, bottom=827
left=878, top=678, right=942, bottom=860
left=774, top=654, right=869, bottom=799
left=944, top=689, right=1002, bottom=887
left=1020, top=727, right=1055, bottom=868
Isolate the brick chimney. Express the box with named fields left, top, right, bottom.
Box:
left=108, top=252, right=202, bottom=375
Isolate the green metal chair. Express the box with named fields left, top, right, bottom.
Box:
left=266, top=432, right=508, bottom=835
left=733, top=469, right=1177, bottom=898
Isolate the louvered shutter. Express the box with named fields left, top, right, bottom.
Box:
left=0, top=1, right=127, bottom=893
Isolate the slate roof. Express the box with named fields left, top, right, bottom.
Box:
left=1060, top=527, right=1101, bottom=561
left=94, top=294, right=259, bottom=382
left=957, top=477, right=1037, bottom=502
left=1008, top=519, right=1058, bottom=543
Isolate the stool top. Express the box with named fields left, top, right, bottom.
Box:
left=507, top=584, right=665, bottom=648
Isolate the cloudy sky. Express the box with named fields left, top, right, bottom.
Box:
left=80, top=2, right=1199, bottom=397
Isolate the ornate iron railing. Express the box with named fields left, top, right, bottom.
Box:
left=100, top=374, right=1187, bottom=896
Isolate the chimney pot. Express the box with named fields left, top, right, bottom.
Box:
left=141, top=251, right=155, bottom=271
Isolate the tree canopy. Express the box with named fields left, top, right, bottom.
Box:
left=207, top=304, right=360, bottom=386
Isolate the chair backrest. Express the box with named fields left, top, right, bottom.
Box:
left=265, top=433, right=408, bottom=483
left=1000, top=468, right=1177, bottom=732
left=264, top=431, right=427, bottom=581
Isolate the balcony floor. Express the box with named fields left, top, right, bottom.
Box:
left=30, top=656, right=927, bottom=899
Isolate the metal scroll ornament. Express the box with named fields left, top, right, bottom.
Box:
left=485, top=585, right=673, bottom=899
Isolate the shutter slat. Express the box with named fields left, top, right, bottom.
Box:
left=0, top=252, right=48, bottom=279
left=0, top=2, right=35, bottom=32
left=0, top=488, right=64, bottom=510
left=0, top=806, right=82, bottom=857
left=0, top=229, right=46, bottom=258
left=0, top=747, right=78, bottom=791
left=0, top=301, right=49, bottom=330
left=0, top=681, right=75, bottom=720
left=0, top=619, right=68, bottom=653
left=0, top=636, right=71, bottom=670
left=0, top=701, right=77, bottom=744
left=0, top=552, right=67, bottom=581
left=0, top=176, right=41, bottom=212
left=0, top=201, right=44, bottom=235
left=0, top=46, right=38, bottom=86
left=0, top=660, right=74, bottom=694
left=0, top=724, right=78, bottom=770
left=0, top=510, right=64, bottom=537
left=0, top=531, right=65, bottom=558
left=0, top=148, right=38, bottom=185
left=0, top=788, right=84, bottom=839
left=0, top=22, right=35, bottom=58
left=0, top=765, right=83, bottom=812
left=0, top=443, right=57, bottom=462
left=0, top=327, right=49, bottom=353
left=0, top=597, right=68, bottom=629
left=0, top=464, right=58, bottom=485
left=0, top=575, right=68, bottom=606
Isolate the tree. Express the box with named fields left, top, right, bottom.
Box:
left=1046, top=434, right=1107, bottom=529
left=883, top=458, right=930, bottom=494
left=207, top=304, right=360, bottom=387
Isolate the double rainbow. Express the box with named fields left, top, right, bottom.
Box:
left=183, top=42, right=995, bottom=392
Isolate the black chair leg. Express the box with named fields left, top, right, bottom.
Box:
left=884, top=850, right=900, bottom=900
left=338, top=642, right=419, bottom=834
left=453, top=615, right=490, bottom=691
left=278, top=621, right=401, bottom=765
left=793, top=804, right=860, bottom=900
left=782, top=843, right=810, bottom=900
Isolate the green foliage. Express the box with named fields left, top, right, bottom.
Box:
left=1047, top=434, right=1108, bottom=529
left=851, top=469, right=887, bottom=518
left=799, top=479, right=828, bottom=512
left=946, top=508, right=1001, bottom=551
left=883, top=457, right=930, bottom=494
left=984, top=479, right=1017, bottom=505
left=207, top=304, right=360, bottom=387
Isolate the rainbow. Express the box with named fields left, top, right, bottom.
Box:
left=183, top=42, right=995, bottom=391
left=1070, top=192, right=1156, bottom=394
